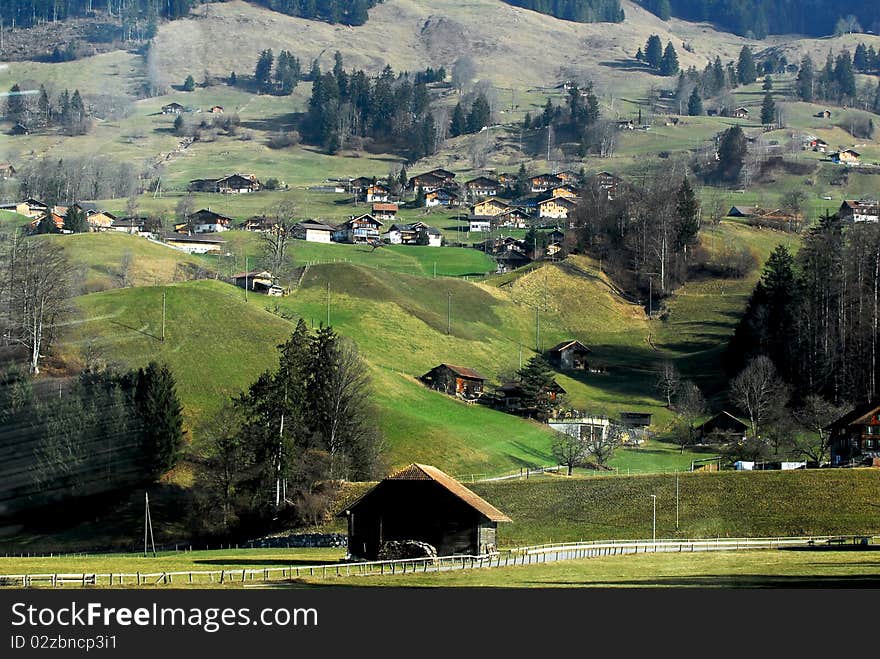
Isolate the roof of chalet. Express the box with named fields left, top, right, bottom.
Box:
left=547, top=340, right=592, bottom=355
left=163, top=233, right=227, bottom=243
left=372, top=202, right=399, bottom=212
left=427, top=363, right=487, bottom=380
left=826, top=401, right=880, bottom=431
left=465, top=176, right=501, bottom=187
left=342, top=463, right=511, bottom=523
left=698, top=410, right=749, bottom=432
left=342, top=214, right=384, bottom=227
left=387, top=222, right=440, bottom=235
left=297, top=221, right=336, bottom=231
left=232, top=270, right=273, bottom=280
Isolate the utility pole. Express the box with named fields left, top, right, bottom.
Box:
left=651, top=494, right=657, bottom=547
left=144, top=493, right=156, bottom=557
left=326, top=281, right=331, bottom=326
left=447, top=291, right=452, bottom=335
left=244, top=255, right=249, bottom=303
left=161, top=290, right=166, bottom=342
left=675, top=471, right=680, bottom=531
left=535, top=306, right=540, bottom=351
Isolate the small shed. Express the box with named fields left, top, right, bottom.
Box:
left=341, top=463, right=511, bottom=559
left=232, top=270, right=283, bottom=296
left=697, top=411, right=748, bottom=443
left=546, top=340, right=591, bottom=370
left=620, top=412, right=653, bottom=428
left=420, top=364, right=486, bottom=399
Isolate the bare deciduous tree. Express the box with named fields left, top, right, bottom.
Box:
left=259, top=199, right=297, bottom=279
left=656, top=361, right=681, bottom=408
left=0, top=238, right=72, bottom=374
left=730, top=355, right=789, bottom=439
left=585, top=423, right=625, bottom=467
left=551, top=430, right=591, bottom=475
left=672, top=380, right=707, bottom=452
left=790, top=394, right=847, bottom=463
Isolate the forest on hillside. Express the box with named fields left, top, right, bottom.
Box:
left=641, top=0, right=880, bottom=38
left=502, top=0, right=624, bottom=23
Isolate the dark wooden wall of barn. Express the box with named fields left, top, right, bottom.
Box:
left=346, top=481, right=496, bottom=559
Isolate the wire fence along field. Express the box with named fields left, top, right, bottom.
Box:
left=2, top=535, right=875, bottom=588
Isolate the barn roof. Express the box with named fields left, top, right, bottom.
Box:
left=386, top=464, right=511, bottom=522
left=433, top=364, right=487, bottom=380
left=547, top=340, right=592, bottom=355
left=826, top=401, right=880, bottom=431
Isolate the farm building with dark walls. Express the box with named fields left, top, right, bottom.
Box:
left=420, top=364, right=486, bottom=399
left=341, top=463, right=511, bottom=560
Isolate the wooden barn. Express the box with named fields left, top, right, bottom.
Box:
left=420, top=364, right=486, bottom=399
left=340, top=463, right=511, bottom=559
left=696, top=411, right=748, bottom=443
left=546, top=340, right=591, bottom=370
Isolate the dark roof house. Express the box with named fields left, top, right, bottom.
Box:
left=420, top=364, right=487, bottom=399
left=546, top=340, right=592, bottom=370
left=340, top=463, right=510, bottom=559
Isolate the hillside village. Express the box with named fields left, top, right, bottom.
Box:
left=1, top=0, right=880, bottom=591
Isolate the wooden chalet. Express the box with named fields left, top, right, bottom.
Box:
left=371, top=202, right=398, bottom=221
left=839, top=200, right=879, bottom=223
left=348, top=176, right=376, bottom=193
left=161, top=102, right=185, bottom=115
left=188, top=174, right=262, bottom=194
left=239, top=216, right=277, bottom=232
left=464, top=176, right=502, bottom=197
left=177, top=208, right=234, bottom=233
left=732, top=107, right=750, bottom=119
left=546, top=340, right=591, bottom=371
left=409, top=171, right=454, bottom=193
left=554, top=170, right=581, bottom=185
left=494, top=208, right=531, bottom=229
left=0, top=163, right=16, bottom=179
left=728, top=206, right=757, bottom=218
left=828, top=402, right=880, bottom=466
left=384, top=221, right=442, bottom=247
left=696, top=411, right=748, bottom=443
left=538, top=196, right=577, bottom=220
left=334, top=214, right=384, bottom=244
left=547, top=184, right=579, bottom=199
left=831, top=149, right=861, bottom=165
left=420, top=364, right=487, bottom=399
left=111, top=216, right=151, bottom=235
left=293, top=221, right=335, bottom=243
left=586, top=171, right=623, bottom=201
left=424, top=168, right=456, bottom=183
left=807, top=137, right=828, bottom=152
left=548, top=228, right=566, bottom=243
left=0, top=198, right=49, bottom=219
left=340, top=463, right=511, bottom=559
left=424, top=188, right=460, bottom=207
left=365, top=184, right=390, bottom=203
left=529, top=174, right=564, bottom=193
left=84, top=209, right=117, bottom=231
left=231, top=270, right=283, bottom=296
left=28, top=210, right=66, bottom=233
left=619, top=412, right=653, bottom=428
left=209, top=105, right=224, bottom=114
left=471, top=198, right=510, bottom=218
left=495, top=380, right=565, bottom=415
left=816, top=109, right=832, bottom=119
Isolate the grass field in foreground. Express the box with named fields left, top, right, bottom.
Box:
left=298, top=548, right=880, bottom=588
left=0, top=548, right=344, bottom=577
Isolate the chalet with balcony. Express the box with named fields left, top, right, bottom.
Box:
left=293, top=221, right=335, bottom=243
left=424, top=188, right=460, bottom=207
left=334, top=214, right=384, bottom=244
left=839, top=200, right=879, bottom=223
left=538, top=196, right=577, bottom=220
left=529, top=174, right=564, bottom=193
left=188, top=174, right=262, bottom=194
left=371, top=202, right=398, bottom=221
left=365, top=184, right=390, bottom=203
left=828, top=402, right=880, bottom=466
left=831, top=149, right=861, bottom=165
left=384, top=222, right=442, bottom=247
left=464, top=176, right=502, bottom=197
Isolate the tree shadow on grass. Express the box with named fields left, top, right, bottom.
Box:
left=529, top=574, right=880, bottom=588
left=195, top=559, right=341, bottom=567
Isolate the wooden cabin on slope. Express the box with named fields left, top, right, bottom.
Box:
left=340, top=463, right=511, bottom=559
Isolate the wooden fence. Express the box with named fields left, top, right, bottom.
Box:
left=2, top=535, right=874, bottom=589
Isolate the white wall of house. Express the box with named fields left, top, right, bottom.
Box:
left=469, top=220, right=491, bottom=232
left=304, top=228, right=332, bottom=242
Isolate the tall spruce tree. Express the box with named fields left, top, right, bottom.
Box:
left=135, top=362, right=185, bottom=480
left=737, top=46, right=757, bottom=84
left=660, top=42, right=680, bottom=76
left=687, top=87, right=703, bottom=116
left=645, top=35, right=663, bottom=69
left=761, top=92, right=776, bottom=125
left=450, top=102, right=467, bottom=137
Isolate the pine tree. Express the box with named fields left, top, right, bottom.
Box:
left=737, top=46, right=757, bottom=85
left=135, top=362, right=184, bottom=480
left=64, top=205, right=89, bottom=233
left=717, top=125, right=748, bottom=181
left=516, top=356, right=561, bottom=421
left=762, top=75, right=773, bottom=91
left=229, top=71, right=237, bottom=85
left=645, top=35, right=663, bottom=69
left=515, top=163, right=529, bottom=198
left=834, top=50, right=856, bottom=100
left=660, top=42, right=680, bottom=76
left=5, top=84, right=24, bottom=125
left=37, top=85, right=51, bottom=125
left=183, top=75, right=195, bottom=91
left=450, top=102, right=467, bottom=137
left=687, top=87, right=703, bottom=116
left=761, top=92, right=776, bottom=125
left=675, top=177, right=700, bottom=253
left=796, top=55, right=815, bottom=101
left=467, top=93, right=491, bottom=133
left=854, top=43, right=869, bottom=71
left=173, top=114, right=185, bottom=134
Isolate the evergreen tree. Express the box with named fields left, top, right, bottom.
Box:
left=675, top=177, right=700, bottom=253
left=522, top=112, right=532, bottom=130
left=134, top=362, right=184, bottom=480
left=63, top=205, right=88, bottom=233
left=737, top=46, right=757, bottom=84
left=467, top=93, right=491, bottom=133
left=659, top=42, right=680, bottom=76
left=716, top=125, right=748, bottom=181
left=35, top=209, right=58, bottom=234
left=229, top=71, right=237, bottom=86
left=515, top=162, right=530, bottom=198
left=450, top=102, right=467, bottom=137
left=635, top=47, right=644, bottom=62
left=687, top=87, right=703, bottom=116
left=761, top=92, right=776, bottom=125
left=254, top=49, right=274, bottom=92
left=182, top=75, right=195, bottom=91
left=348, top=0, right=369, bottom=26
left=645, top=35, right=663, bottom=69
left=5, top=84, right=24, bottom=124
left=834, top=50, right=857, bottom=100
left=762, top=75, right=773, bottom=91
left=854, top=43, right=869, bottom=71
left=515, top=356, right=561, bottom=421
left=173, top=114, right=185, bottom=134
left=37, top=85, right=51, bottom=125
left=796, top=55, right=815, bottom=101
